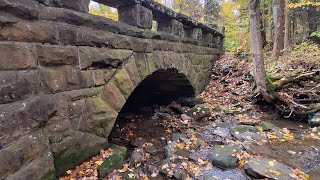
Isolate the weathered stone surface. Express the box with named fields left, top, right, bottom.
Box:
left=93, top=70, right=106, bottom=86
left=79, top=97, right=118, bottom=137
left=158, top=19, right=184, bottom=36
left=0, top=71, right=39, bottom=104
left=0, top=0, right=40, bottom=19
left=0, top=20, right=58, bottom=44
left=75, top=26, right=153, bottom=52
left=62, top=87, right=102, bottom=101
left=230, top=125, right=260, bottom=138
left=202, top=33, right=213, bottom=44
left=5, top=150, right=55, bottom=180
left=0, top=129, right=49, bottom=179
left=259, top=121, right=276, bottom=131
left=201, top=167, right=249, bottom=180
left=113, top=69, right=135, bottom=99
left=130, top=137, right=145, bottom=147
left=124, top=57, right=142, bottom=87
left=212, top=145, right=240, bottom=168
left=0, top=95, right=68, bottom=146
left=0, top=42, right=36, bottom=70
left=244, top=158, right=294, bottom=179
left=51, top=131, right=107, bottom=176
left=152, top=40, right=175, bottom=51
left=184, top=28, right=202, bottom=40
left=36, top=44, right=78, bottom=66
left=37, top=0, right=90, bottom=12
left=134, top=53, right=156, bottom=79
left=79, top=46, right=133, bottom=69
left=39, top=66, right=94, bottom=93
left=186, top=103, right=212, bottom=121
left=118, top=4, right=153, bottom=29
left=100, top=81, right=126, bottom=112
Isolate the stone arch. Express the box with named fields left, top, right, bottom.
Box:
left=97, top=52, right=199, bottom=138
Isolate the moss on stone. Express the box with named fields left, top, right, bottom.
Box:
left=53, top=143, right=106, bottom=176
left=97, top=146, right=127, bottom=179
left=41, top=169, right=56, bottom=180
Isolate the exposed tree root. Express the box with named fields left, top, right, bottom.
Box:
left=273, top=72, right=317, bottom=90
left=256, top=72, right=320, bottom=117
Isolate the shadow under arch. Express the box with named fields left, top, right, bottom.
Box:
left=119, top=68, right=195, bottom=113
left=109, top=68, right=195, bottom=149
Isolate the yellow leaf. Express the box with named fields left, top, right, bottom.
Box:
left=66, top=170, right=72, bottom=175
left=95, top=160, right=104, bottom=166
left=267, top=160, right=275, bottom=167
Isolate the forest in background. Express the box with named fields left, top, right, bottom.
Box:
left=89, top=0, right=320, bottom=52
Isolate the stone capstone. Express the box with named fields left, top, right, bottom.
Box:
left=118, top=4, right=153, bottom=29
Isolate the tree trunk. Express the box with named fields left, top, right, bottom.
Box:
left=249, top=0, right=274, bottom=103
left=284, top=0, right=290, bottom=49
left=308, top=6, right=317, bottom=35
left=271, top=0, right=285, bottom=61
left=267, top=1, right=273, bottom=43
left=302, top=8, right=309, bottom=39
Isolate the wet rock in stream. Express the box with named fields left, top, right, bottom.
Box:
left=130, top=137, right=145, bottom=147
left=244, top=157, right=294, bottom=179
left=211, top=145, right=241, bottom=168
left=186, top=103, right=212, bottom=121
left=201, top=167, right=250, bottom=180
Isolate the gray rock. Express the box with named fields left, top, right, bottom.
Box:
left=230, top=125, right=260, bottom=137
left=259, top=121, right=276, bottom=131
left=212, top=145, right=240, bottom=168
left=181, top=114, right=192, bottom=121
left=130, top=150, right=144, bottom=164
left=172, top=133, right=187, bottom=142
left=164, top=143, right=177, bottom=158
left=130, top=137, right=145, bottom=147
left=159, top=159, right=173, bottom=177
left=177, top=97, right=201, bottom=107
left=145, top=146, right=158, bottom=155
left=233, top=132, right=267, bottom=142
left=186, top=103, right=212, bottom=121
left=173, top=163, right=188, bottom=180
left=170, top=105, right=190, bottom=114
left=189, top=148, right=212, bottom=163
left=201, top=167, right=250, bottom=180
left=244, top=157, right=294, bottom=179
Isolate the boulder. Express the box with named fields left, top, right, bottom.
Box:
left=181, top=114, right=192, bottom=121
left=230, top=125, right=260, bottom=136
left=130, top=137, right=145, bottom=147
left=244, top=157, right=294, bottom=179
left=145, top=145, right=158, bottom=155
left=176, top=97, right=201, bottom=107
left=212, top=145, right=240, bottom=168
left=201, top=167, right=249, bottom=180
left=259, top=121, right=276, bottom=131
left=98, top=145, right=126, bottom=179
left=186, top=103, right=212, bottom=121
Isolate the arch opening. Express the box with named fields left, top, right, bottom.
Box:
left=120, top=68, right=195, bottom=113
left=109, top=68, right=195, bottom=153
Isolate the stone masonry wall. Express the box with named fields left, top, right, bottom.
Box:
left=0, top=0, right=224, bottom=179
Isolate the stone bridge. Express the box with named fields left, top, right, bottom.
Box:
left=0, top=0, right=224, bottom=179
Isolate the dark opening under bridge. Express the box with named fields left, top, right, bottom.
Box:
left=0, top=0, right=224, bottom=179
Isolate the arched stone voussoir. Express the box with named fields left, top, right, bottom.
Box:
left=99, top=80, right=126, bottom=113
left=78, top=97, right=118, bottom=138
